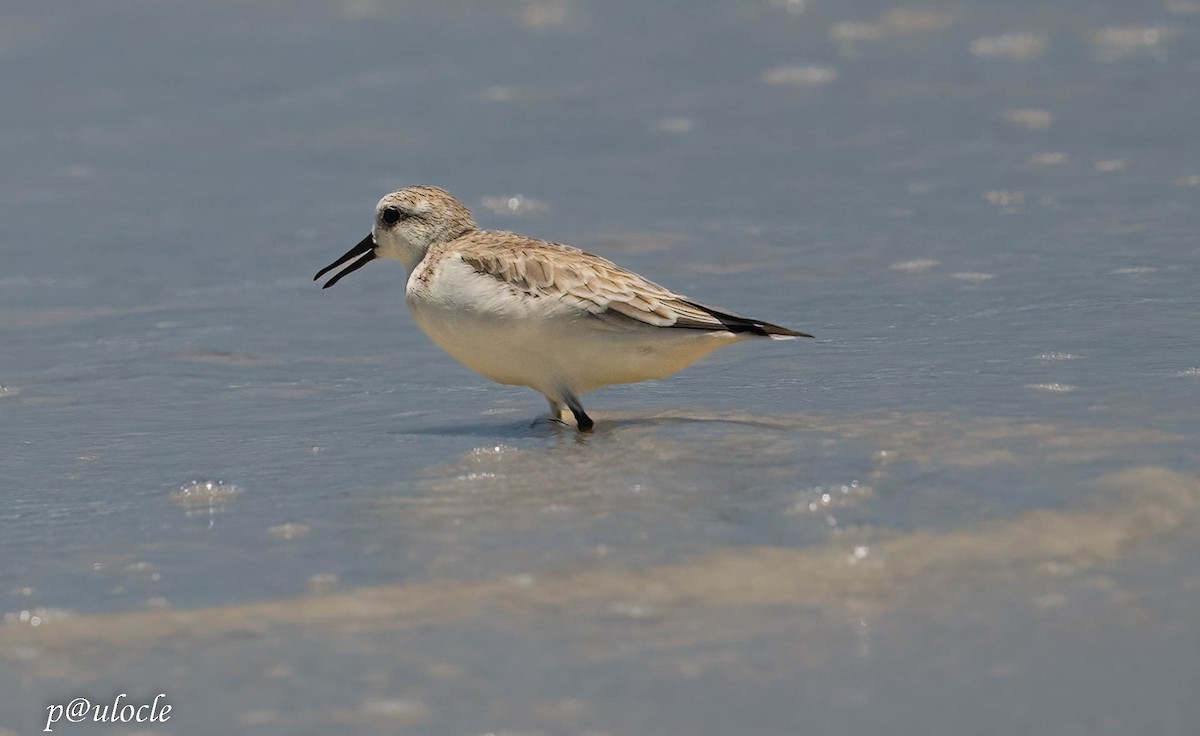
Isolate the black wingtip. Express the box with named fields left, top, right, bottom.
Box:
left=774, top=326, right=814, bottom=338
left=681, top=300, right=811, bottom=339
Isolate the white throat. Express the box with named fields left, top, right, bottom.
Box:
left=375, top=231, right=429, bottom=273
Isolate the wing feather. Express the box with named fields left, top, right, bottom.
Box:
left=447, top=231, right=809, bottom=337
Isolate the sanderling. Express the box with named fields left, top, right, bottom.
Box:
left=315, top=186, right=809, bottom=432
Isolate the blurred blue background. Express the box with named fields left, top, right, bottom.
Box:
left=2, top=1, right=1199, bottom=734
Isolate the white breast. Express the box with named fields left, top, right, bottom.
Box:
left=405, top=255, right=741, bottom=396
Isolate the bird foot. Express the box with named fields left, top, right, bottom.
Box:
left=571, top=409, right=594, bottom=433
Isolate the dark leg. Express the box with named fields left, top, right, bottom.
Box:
left=562, top=390, right=593, bottom=433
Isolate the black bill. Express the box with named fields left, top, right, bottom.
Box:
left=314, top=234, right=376, bottom=289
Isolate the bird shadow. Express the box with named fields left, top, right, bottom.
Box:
left=397, top=410, right=795, bottom=439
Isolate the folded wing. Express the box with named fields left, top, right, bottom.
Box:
left=454, top=233, right=810, bottom=339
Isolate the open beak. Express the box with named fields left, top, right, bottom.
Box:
left=314, top=234, right=376, bottom=288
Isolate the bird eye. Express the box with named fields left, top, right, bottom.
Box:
left=380, top=207, right=403, bottom=226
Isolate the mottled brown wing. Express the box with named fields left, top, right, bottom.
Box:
left=452, top=232, right=808, bottom=337
left=453, top=234, right=724, bottom=328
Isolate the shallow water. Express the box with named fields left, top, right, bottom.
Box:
left=2, top=0, right=1199, bottom=734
